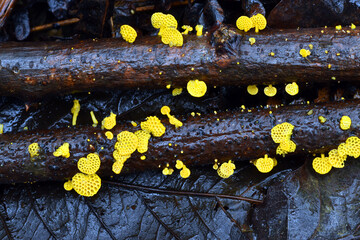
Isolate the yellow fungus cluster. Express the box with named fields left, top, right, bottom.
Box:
left=340, top=116, right=351, bottom=130
left=28, top=143, right=40, bottom=158
left=71, top=99, right=80, bottom=126
left=299, top=49, right=311, bottom=58
left=343, top=136, right=360, bottom=158
left=250, top=14, right=267, bottom=33
left=141, top=116, right=166, bottom=137
left=187, top=79, right=207, bottom=97
left=181, top=25, right=193, bottom=35
left=151, top=12, right=177, bottom=30
left=77, top=153, right=101, bottom=175
left=285, top=82, right=299, bottom=96
left=247, top=85, right=258, bottom=95
left=116, top=131, right=138, bottom=155
left=161, top=106, right=183, bottom=128
left=120, top=25, right=137, bottom=43
left=53, top=142, right=70, bottom=158
left=253, top=154, right=277, bottom=173
left=271, top=122, right=296, bottom=156
left=102, top=112, right=116, bottom=130
left=151, top=12, right=183, bottom=47
left=162, top=167, right=174, bottom=175
left=135, top=130, right=151, bottom=153
left=161, top=27, right=183, bottom=47
left=312, top=154, right=332, bottom=174
left=173, top=160, right=190, bottom=178
left=195, top=25, right=203, bottom=36
left=318, top=116, right=327, bottom=124
left=236, top=14, right=267, bottom=33
left=328, top=149, right=346, bottom=168
left=217, top=160, right=236, bottom=178
left=264, top=84, right=277, bottom=97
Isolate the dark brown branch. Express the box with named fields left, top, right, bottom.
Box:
left=0, top=100, right=359, bottom=184
left=0, top=26, right=359, bottom=99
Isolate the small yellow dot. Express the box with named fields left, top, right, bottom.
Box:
left=140, top=156, right=146, bottom=160
left=328, top=64, right=332, bottom=69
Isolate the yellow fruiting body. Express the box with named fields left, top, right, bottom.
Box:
left=195, top=25, right=203, bottom=36
left=299, top=49, right=311, bottom=58
left=285, top=82, right=299, bottom=96
left=102, top=112, right=116, bottom=130
left=161, top=106, right=171, bottom=115
left=161, top=27, right=183, bottom=47
left=247, top=85, right=258, bottom=95
left=278, top=139, right=296, bottom=154
left=318, top=116, right=327, bottom=124
left=249, top=37, right=256, bottom=45
left=338, top=143, right=347, bottom=157
left=120, top=25, right=137, bottom=43
left=28, top=143, right=40, bottom=158
left=217, top=160, right=236, bottom=178
left=72, top=173, right=101, bottom=197
left=151, top=12, right=166, bottom=29
left=345, top=136, right=360, bottom=158
left=181, top=25, right=193, bottom=35
left=113, top=150, right=130, bottom=163
left=105, top=131, right=114, bottom=140
left=112, top=161, right=124, bottom=174
left=271, top=122, right=294, bottom=143
left=340, top=116, right=351, bottom=130
left=168, top=115, right=183, bottom=128
left=172, top=88, right=183, bottom=96
left=312, top=154, right=332, bottom=174
left=253, top=154, right=276, bottom=173
left=328, top=149, right=346, bottom=168
left=115, top=131, right=138, bottom=155
left=250, top=14, right=267, bottom=33
left=175, top=160, right=184, bottom=169
left=53, top=142, right=70, bottom=158
left=180, top=167, right=191, bottom=178
left=154, top=13, right=178, bottom=31
left=90, top=111, right=98, bottom=127
left=64, top=180, right=73, bottom=191
left=71, top=99, right=80, bottom=126
left=335, top=25, right=342, bottom=30
left=141, top=116, right=166, bottom=137
left=187, top=79, right=207, bottom=97
left=135, top=130, right=151, bottom=153
left=351, top=23, right=356, bottom=29
left=77, top=153, right=101, bottom=175
left=236, top=16, right=254, bottom=32
left=264, top=84, right=277, bottom=97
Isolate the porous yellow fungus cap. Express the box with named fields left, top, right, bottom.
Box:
left=236, top=16, right=254, bottom=32
left=135, top=130, right=151, bottom=153
left=253, top=154, right=276, bottom=173
left=112, top=161, right=124, bottom=174
left=345, top=136, right=360, bottom=158
left=105, top=131, right=114, bottom=140
left=338, top=143, right=347, bottom=157
left=250, top=14, right=267, bottom=33
left=53, top=142, right=70, bottom=158
left=28, top=143, right=40, bottom=158
left=161, top=106, right=171, bottom=115
left=77, top=153, right=101, bottom=174
left=247, top=85, right=258, bottom=95
left=195, top=25, right=203, bottom=36
left=175, top=160, right=184, bottom=169
left=340, top=116, right=351, bottom=130
left=271, top=122, right=294, bottom=143
left=152, top=13, right=177, bottom=31
left=285, top=82, right=299, bottom=96
left=180, top=166, right=191, bottom=178
left=102, top=112, right=116, bottom=130
left=120, top=25, right=137, bottom=43
left=278, top=139, right=296, bottom=153
left=72, top=173, right=101, bottom=197
left=151, top=12, right=165, bottom=29
left=312, top=154, right=332, bottom=174
left=71, top=99, right=80, bottom=126
left=181, top=25, right=193, bottom=35
left=141, top=116, right=166, bottom=137
left=172, top=88, right=183, bottom=96
left=299, top=49, right=311, bottom=58
left=328, top=149, right=346, bottom=168
left=113, top=150, right=130, bottom=163
left=217, top=160, right=236, bottom=178
left=249, top=37, right=256, bottom=45
left=161, top=27, right=183, bottom=47
left=187, top=79, right=207, bottom=97
left=115, top=131, right=138, bottom=155
left=264, top=85, right=277, bottom=97
left=64, top=180, right=73, bottom=191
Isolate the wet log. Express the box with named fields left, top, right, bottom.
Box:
left=0, top=26, right=359, bottom=99
left=0, top=100, right=359, bottom=184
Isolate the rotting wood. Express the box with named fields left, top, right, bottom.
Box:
left=0, top=26, right=359, bottom=99
left=0, top=100, right=359, bottom=184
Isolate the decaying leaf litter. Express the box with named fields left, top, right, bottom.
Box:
left=0, top=0, right=360, bottom=239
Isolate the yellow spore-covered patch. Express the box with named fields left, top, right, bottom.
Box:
left=141, top=116, right=166, bottom=137
left=135, top=130, right=151, bottom=153
left=113, top=150, right=130, bottom=163
left=250, top=14, right=267, bottom=33
left=115, top=131, right=138, bottom=155
left=120, top=25, right=137, bottom=43
left=236, top=16, right=254, bottom=32
left=112, top=161, right=124, bottom=174
left=151, top=12, right=177, bottom=30
left=271, top=122, right=294, bottom=143
left=187, top=79, right=207, bottom=97
left=253, top=154, right=276, bottom=173
left=28, top=143, right=40, bottom=158
left=264, top=85, right=277, bottom=97
left=312, top=154, right=332, bottom=174
left=247, top=85, right=258, bottom=95
left=102, top=112, right=116, bottom=130
left=338, top=143, right=347, bottom=157
left=53, top=142, right=70, bottom=158
left=345, top=136, right=360, bottom=158
left=77, top=153, right=101, bottom=175
left=299, top=49, right=311, bottom=58
left=71, top=173, right=101, bottom=197
left=217, top=160, right=236, bottom=178
left=285, top=82, right=299, bottom=96
left=328, top=149, right=346, bottom=168
left=71, top=99, right=80, bottom=126
left=340, top=116, right=351, bottom=130
left=277, top=139, right=296, bottom=156
left=161, top=27, right=183, bottom=47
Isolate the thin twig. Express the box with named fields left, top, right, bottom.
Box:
left=30, top=18, right=80, bottom=32
left=0, top=204, right=13, bottom=240
left=103, top=180, right=264, bottom=204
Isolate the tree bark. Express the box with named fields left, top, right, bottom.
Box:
left=0, top=100, right=359, bottom=184
left=0, top=26, right=359, bottom=99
